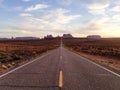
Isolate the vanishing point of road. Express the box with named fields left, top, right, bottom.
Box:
left=0, top=45, right=120, bottom=90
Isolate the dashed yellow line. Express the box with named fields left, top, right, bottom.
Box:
left=59, top=70, right=63, bottom=88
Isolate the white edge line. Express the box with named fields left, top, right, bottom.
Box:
left=0, top=55, right=45, bottom=78
left=80, top=56, right=120, bottom=77
left=68, top=49, right=120, bottom=78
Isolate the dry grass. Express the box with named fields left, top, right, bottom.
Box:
left=63, top=38, right=120, bottom=71
left=0, top=38, right=60, bottom=72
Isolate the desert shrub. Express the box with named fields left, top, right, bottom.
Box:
left=63, top=38, right=120, bottom=59
left=11, top=54, right=22, bottom=60
left=97, top=47, right=103, bottom=50
left=0, top=39, right=60, bottom=64
left=81, top=47, right=89, bottom=51
left=0, top=56, right=12, bottom=63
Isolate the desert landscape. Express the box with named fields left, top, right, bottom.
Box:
left=0, top=38, right=60, bottom=72
left=0, top=0, right=120, bottom=89
left=63, top=38, right=120, bottom=71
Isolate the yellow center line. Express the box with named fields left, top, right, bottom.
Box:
left=59, top=70, right=63, bottom=88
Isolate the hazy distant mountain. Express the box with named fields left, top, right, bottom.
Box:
left=14, top=37, right=40, bottom=40
left=0, top=38, right=9, bottom=40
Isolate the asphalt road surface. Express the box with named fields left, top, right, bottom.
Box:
left=0, top=47, right=120, bottom=90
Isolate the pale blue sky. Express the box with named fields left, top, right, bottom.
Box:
left=0, top=0, right=120, bottom=38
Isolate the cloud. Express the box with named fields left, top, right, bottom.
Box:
left=13, top=8, right=81, bottom=36
left=87, top=3, right=109, bottom=15
left=112, top=14, right=120, bottom=19
left=26, top=8, right=81, bottom=30
left=86, top=0, right=110, bottom=15
left=111, top=6, right=120, bottom=12
left=25, top=4, right=48, bottom=12
left=22, top=0, right=31, bottom=2
left=74, top=15, right=120, bottom=37
left=56, top=0, right=73, bottom=5
left=41, top=8, right=81, bottom=24
left=111, top=14, right=120, bottom=23
left=22, top=8, right=80, bottom=25
left=114, top=0, right=120, bottom=5
left=74, top=17, right=107, bottom=33
left=0, top=29, right=40, bottom=38
left=78, top=19, right=103, bottom=32
left=11, top=24, right=44, bottom=31
left=20, top=13, right=32, bottom=17
left=4, top=23, right=45, bottom=37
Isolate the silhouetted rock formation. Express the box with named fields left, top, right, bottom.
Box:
left=15, top=37, right=40, bottom=40
left=44, top=35, right=53, bottom=39
left=62, top=34, right=73, bottom=38
left=87, top=35, right=101, bottom=39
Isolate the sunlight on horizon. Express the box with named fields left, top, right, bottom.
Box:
left=0, top=0, right=120, bottom=38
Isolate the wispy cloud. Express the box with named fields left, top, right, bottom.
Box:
left=22, top=0, right=31, bottom=2
left=41, top=8, right=81, bottom=24
left=57, top=0, right=73, bottom=5
left=13, top=8, right=81, bottom=36
left=25, top=4, right=48, bottom=12
left=111, top=6, right=120, bottom=12
left=86, top=2, right=109, bottom=15
left=25, top=8, right=80, bottom=30
left=77, top=18, right=105, bottom=32
left=112, top=15, right=120, bottom=20
left=0, top=0, right=120, bottom=37
left=74, top=15, right=120, bottom=37
left=20, top=13, right=32, bottom=17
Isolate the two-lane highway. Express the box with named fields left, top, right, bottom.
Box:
left=0, top=48, right=61, bottom=90
left=61, top=47, right=120, bottom=90
left=0, top=46, right=120, bottom=90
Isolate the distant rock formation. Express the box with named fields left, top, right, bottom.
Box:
left=14, top=37, right=40, bottom=40
left=44, top=35, right=53, bottom=39
left=87, top=35, right=101, bottom=39
left=0, top=38, right=9, bottom=40
left=0, top=37, right=40, bottom=40
left=62, top=34, right=73, bottom=38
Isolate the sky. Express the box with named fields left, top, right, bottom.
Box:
left=0, top=0, right=120, bottom=38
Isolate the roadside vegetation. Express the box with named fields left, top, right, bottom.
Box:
left=63, top=38, right=120, bottom=71
left=0, top=39, right=60, bottom=72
